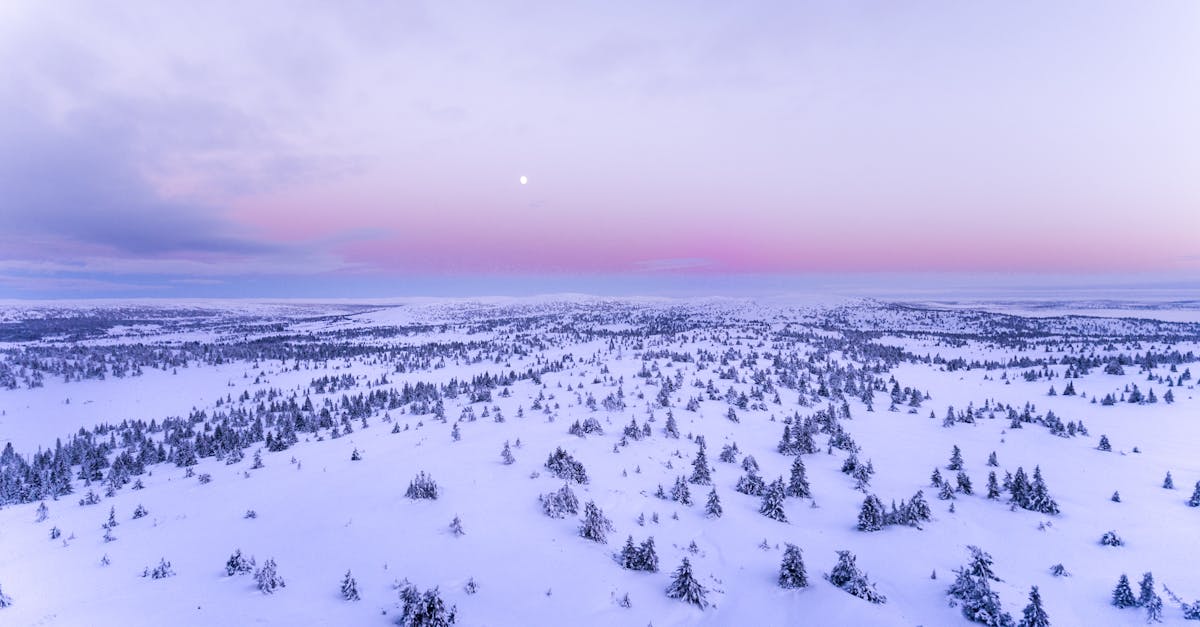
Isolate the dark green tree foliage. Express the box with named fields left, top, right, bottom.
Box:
left=787, top=456, right=811, bottom=498
left=398, top=584, right=457, bottom=627
left=539, top=483, right=579, bottom=518
left=405, top=472, right=440, bottom=500
left=616, top=535, right=659, bottom=572
left=341, top=570, right=360, bottom=601
left=987, top=472, right=1001, bottom=500
left=947, top=546, right=1012, bottom=626
left=956, top=471, right=974, bottom=495
left=1138, top=572, right=1156, bottom=608
left=665, top=557, right=708, bottom=609
left=827, top=550, right=886, bottom=604
left=579, top=501, right=614, bottom=543
left=254, top=558, right=285, bottom=594
left=544, top=448, right=589, bottom=484
left=778, top=543, right=808, bottom=589
left=226, top=549, right=255, bottom=576
left=759, top=477, right=788, bottom=522
left=857, top=495, right=885, bottom=532
left=689, top=443, right=712, bottom=485
left=704, top=488, right=723, bottom=519
left=1111, top=574, right=1137, bottom=608
left=948, top=445, right=964, bottom=470
left=1017, top=586, right=1050, bottom=627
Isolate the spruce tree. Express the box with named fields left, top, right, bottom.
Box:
left=1112, top=574, right=1137, bottom=608
left=1188, top=481, right=1200, bottom=507
left=857, top=495, right=885, bottom=532
left=1138, top=572, right=1156, bottom=608
left=1097, top=435, right=1111, bottom=451
left=254, top=558, right=285, bottom=594
left=778, top=543, right=808, bottom=589
left=689, top=444, right=712, bottom=485
left=1017, top=586, right=1050, bottom=627
left=759, top=477, right=788, bottom=522
left=665, top=557, right=708, bottom=608
left=501, top=442, right=515, bottom=465
left=948, top=445, right=964, bottom=470
left=1145, top=593, right=1164, bottom=623
left=579, top=501, right=614, bottom=543
left=0, top=583, right=10, bottom=608
left=786, top=456, right=811, bottom=498
left=956, top=471, right=974, bottom=495
left=341, top=570, right=360, bottom=601
left=986, top=472, right=1001, bottom=500
left=1163, top=471, right=1174, bottom=489
left=704, top=489, right=723, bottom=519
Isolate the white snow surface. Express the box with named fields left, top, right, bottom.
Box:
left=0, top=298, right=1197, bottom=626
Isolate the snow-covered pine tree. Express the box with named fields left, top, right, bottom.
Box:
left=1017, top=586, right=1050, bottom=627
left=0, top=583, right=11, bottom=608
left=778, top=543, right=808, bottom=589
left=786, top=456, right=811, bottom=498
left=226, top=549, right=255, bottom=576
left=986, top=472, right=1001, bottom=500
left=1188, top=480, right=1200, bottom=507
left=1097, top=435, right=1111, bottom=451
left=539, top=483, right=579, bottom=518
left=501, top=441, right=515, bottom=465
left=1138, top=572, right=1156, bottom=607
left=704, top=488, right=723, bottom=519
left=405, top=472, right=440, bottom=500
left=1111, top=574, right=1137, bottom=608
left=1163, top=471, right=1174, bottom=489
left=665, top=557, right=708, bottom=609
left=579, top=501, right=614, bottom=543
left=857, top=495, right=885, bottom=532
left=956, top=471, right=974, bottom=495
left=671, top=476, right=693, bottom=506
left=449, top=515, right=465, bottom=537
left=948, top=445, right=964, bottom=470
left=946, top=546, right=1010, bottom=626
left=827, top=550, right=886, bottom=604
left=759, top=477, right=788, bottom=522
left=1145, top=593, right=1164, bottom=623
left=688, top=444, right=712, bottom=485
left=341, top=570, right=360, bottom=601
left=254, top=558, right=285, bottom=594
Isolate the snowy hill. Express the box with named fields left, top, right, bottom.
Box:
left=1, top=298, right=1198, bottom=626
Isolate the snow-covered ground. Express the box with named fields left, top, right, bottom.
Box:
left=0, top=298, right=1197, bottom=626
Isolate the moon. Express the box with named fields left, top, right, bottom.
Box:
left=519, top=175, right=528, bottom=185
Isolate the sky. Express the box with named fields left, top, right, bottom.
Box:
left=1, top=1, right=1198, bottom=299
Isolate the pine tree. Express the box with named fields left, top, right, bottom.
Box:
left=1029, top=466, right=1059, bottom=514
left=1145, top=593, right=1164, bottom=623
left=956, top=471, right=974, bottom=495
left=857, top=495, right=885, bottom=532
left=449, top=515, right=465, bottom=537
left=987, top=451, right=999, bottom=467
left=786, top=456, right=811, bottom=498
left=1188, top=480, right=1200, bottom=507
left=827, top=550, right=886, bottom=604
left=704, top=488, right=723, bottom=519
left=341, top=570, right=360, bottom=601
left=906, top=490, right=932, bottom=524
left=501, top=441, right=515, bottom=465
left=986, top=472, right=1001, bottom=500
left=664, top=412, right=680, bottom=438
left=0, top=583, right=11, bottom=608
left=1138, top=572, right=1156, bottom=608
left=254, top=558, right=285, bottom=594
left=665, top=557, right=708, bottom=608
left=637, top=537, right=659, bottom=572
left=1017, top=586, right=1050, bottom=627
left=1163, top=471, right=1174, bottom=489
left=948, top=445, right=964, bottom=470
left=688, top=444, right=711, bottom=485
left=778, top=543, right=808, bottom=589
left=947, top=546, right=1010, bottom=626
left=226, top=549, right=255, bottom=576
left=671, top=476, right=693, bottom=506
left=579, top=501, right=614, bottom=543
left=1112, top=574, right=1137, bottom=608
left=759, top=477, right=788, bottom=522
left=1097, top=435, right=1111, bottom=451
